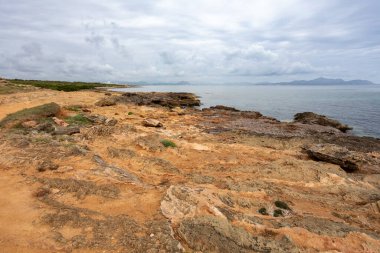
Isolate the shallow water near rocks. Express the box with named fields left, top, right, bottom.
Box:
left=113, top=84, right=380, bottom=138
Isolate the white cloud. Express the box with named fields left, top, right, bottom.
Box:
left=0, top=0, right=379, bottom=83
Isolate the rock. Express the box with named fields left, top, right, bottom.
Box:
left=178, top=216, right=298, bottom=253
left=208, top=105, right=240, bottom=112
left=83, top=126, right=114, bottom=139
left=21, top=120, right=38, bottom=128
left=34, top=188, right=51, bottom=197
left=37, top=161, right=59, bottom=172
left=92, top=155, right=144, bottom=185
left=84, top=114, right=107, bottom=124
left=171, top=107, right=186, bottom=115
left=294, top=112, right=352, bottom=132
left=119, top=92, right=200, bottom=108
left=104, top=118, right=118, bottom=126
left=54, top=126, right=80, bottom=135
left=95, top=97, right=117, bottom=107
left=304, top=144, right=380, bottom=173
left=160, top=185, right=227, bottom=222
left=55, top=166, right=75, bottom=173
left=142, top=119, right=163, bottom=127
left=36, top=122, right=55, bottom=133
left=107, top=147, right=136, bottom=159
left=52, top=117, right=69, bottom=127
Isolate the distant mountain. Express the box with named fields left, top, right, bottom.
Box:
left=266, top=77, right=375, bottom=85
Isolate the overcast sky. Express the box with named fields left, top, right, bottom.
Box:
left=0, top=0, right=379, bottom=83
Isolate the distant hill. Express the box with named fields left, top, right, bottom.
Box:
left=266, top=77, right=375, bottom=85
left=124, top=81, right=191, bottom=86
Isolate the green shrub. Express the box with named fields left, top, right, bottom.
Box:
left=160, top=139, right=176, bottom=148
left=128, top=112, right=133, bottom=115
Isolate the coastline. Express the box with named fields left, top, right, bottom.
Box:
left=111, top=83, right=380, bottom=138
left=0, top=82, right=379, bottom=252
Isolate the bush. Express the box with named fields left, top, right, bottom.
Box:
left=7, top=79, right=122, bottom=92
left=160, top=139, right=176, bottom=148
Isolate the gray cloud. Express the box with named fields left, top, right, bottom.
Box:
left=0, top=0, right=379, bottom=83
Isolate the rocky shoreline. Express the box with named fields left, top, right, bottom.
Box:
left=0, top=82, right=379, bottom=252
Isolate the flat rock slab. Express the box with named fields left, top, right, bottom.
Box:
left=305, top=144, right=380, bottom=173
left=119, top=92, right=200, bottom=108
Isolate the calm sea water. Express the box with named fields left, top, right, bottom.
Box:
left=112, top=84, right=380, bottom=138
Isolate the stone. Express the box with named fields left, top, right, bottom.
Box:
left=142, top=119, right=163, bottom=127
left=52, top=117, right=69, bottom=127
left=37, top=161, right=59, bottom=172
left=36, top=122, right=55, bottom=133
left=84, top=114, right=107, bottom=124
left=119, top=92, right=200, bottom=108
left=95, top=97, right=117, bottom=107
left=304, top=144, right=380, bottom=173
left=21, top=120, right=38, bottom=128
left=54, top=126, right=80, bottom=135
left=294, top=112, right=352, bottom=132
left=178, top=216, right=298, bottom=253
left=104, top=118, right=118, bottom=126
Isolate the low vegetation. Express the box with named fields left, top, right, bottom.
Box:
left=0, top=102, right=60, bottom=127
left=160, top=139, right=176, bottom=148
left=64, top=105, right=83, bottom=112
left=7, top=79, right=123, bottom=92
left=65, top=114, right=92, bottom=126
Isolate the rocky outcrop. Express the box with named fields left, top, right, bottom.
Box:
left=53, top=126, right=80, bottom=135
left=294, top=112, right=352, bottom=132
left=119, top=92, right=200, bottom=108
left=304, top=144, right=380, bottom=173
left=178, top=216, right=297, bottom=253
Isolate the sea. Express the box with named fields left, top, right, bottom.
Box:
left=112, top=84, right=380, bottom=138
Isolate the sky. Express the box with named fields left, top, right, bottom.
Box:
left=0, top=0, right=379, bottom=83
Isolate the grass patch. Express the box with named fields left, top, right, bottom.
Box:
left=0, top=102, right=60, bottom=128
left=7, top=79, right=123, bottom=92
left=160, top=139, right=176, bottom=148
left=65, top=114, right=92, bottom=126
